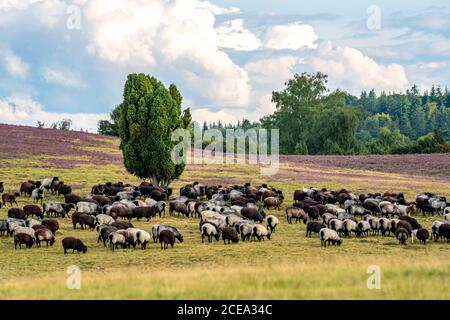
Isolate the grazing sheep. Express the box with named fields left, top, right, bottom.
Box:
left=252, top=224, right=271, bottom=241
left=96, top=214, right=115, bottom=226
left=62, top=237, right=88, bottom=254
left=306, top=221, right=323, bottom=237
left=76, top=201, right=99, bottom=215
left=0, top=220, right=8, bottom=236
left=136, top=230, right=151, bottom=249
left=97, top=225, right=118, bottom=246
left=169, top=201, right=189, bottom=217
left=43, top=202, right=73, bottom=218
left=42, top=177, right=58, bottom=192
left=399, top=216, right=422, bottom=230
left=319, top=228, right=342, bottom=247
left=109, top=232, right=126, bottom=250
left=8, top=208, right=26, bottom=220
left=397, top=203, right=416, bottom=217
left=221, top=227, right=239, bottom=244
left=264, top=215, right=279, bottom=233
left=328, top=219, right=344, bottom=235
left=436, top=224, right=450, bottom=242
left=379, top=201, right=400, bottom=217
left=357, top=221, right=371, bottom=237
left=41, top=219, right=59, bottom=234
left=132, top=206, right=156, bottom=221
left=35, top=228, right=55, bottom=247
left=2, top=192, right=20, bottom=206
left=159, top=230, right=176, bottom=249
left=6, top=218, right=26, bottom=237
left=78, top=214, right=97, bottom=230
left=342, top=219, right=358, bottom=237
left=20, top=182, right=36, bottom=196
left=305, top=205, right=320, bottom=221
left=23, top=205, right=44, bottom=219
left=154, top=225, right=184, bottom=243
left=225, top=214, right=244, bottom=227
left=91, top=195, right=111, bottom=207
left=14, top=233, right=35, bottom=249
left=64, top=193, right=82, bottom=205
left=378, top=218, right=391, bottom=236
left=395, top=228, right=409, bottom=245
left=412, top=228, right=429, bottom=245
left=396, top=220, right=413, bottom=235
left=31, top=188, right=44, bottom=204
left=263, top=196, right=283, bottom=210
left=109, top=204, right=132, bottom=220
left=201, top=222, right=221, bottom=243
left=431, top=221, right=443, bottom=240
left=14, top=226, right=36, bottom=239
left=443, top=213, right=449, bottom=224
left=241, top=207, right=264, bottom=222
left=111, top=221, right=133, bottom=230
left=285, top=207, right=307, bottom=224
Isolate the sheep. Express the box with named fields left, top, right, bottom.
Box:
left=304, top=205, right=320, bottom=221
left=31, top=188, right=44, bottom=204
left=412, top=228, right=429, bottom=245
left=20, top=182, right=36, bottom=196
left=91, top=195, right=111, bottom=207
left=443, top=213, right=449, bottom=224
left=109, top=204, right=132, bottom=220
left=145, top=197, right=157, bottom=207
left=263, top=196, right=283, bottom=210
left=97, top=225, right=118, bottom=246
left=43, top=202, right=73, bottom=218
left=41, top=219, right=59, bottom=234
left=78, top=214, right=98, bottom=230
left=169, top=201, right=189, bottom=217
left=159, top=230, right=176, bottom=249
left=238, top=221, right=255, bottom=241
left=306, top=221, right=323, bottom=237
left=444, top=207, right=450, bottom=216
left=396, top=220, right=413, bottom=235
left=328, top=219, right=344, bottom=235
left=23, top=204, right=44, bottom=219
left=14, top=233, right=35, bottom=249
left=436, top=224, right=450, bottom=242
left=132, top=206, right=156, bottom=221
left=357, top=221, right=371, bottom=237
left=319, top=228, right=342, bottom=247
left=322, top=213, right=337, bottom=226
left=6, top=218, right=26, bottom=236
left=2, top=192, right=20, bottom=206
left=252, top=224, right=271, bottom=241
left=342, top=219, right=358, bottom=237
left=0, top=181, right=3, bottom=194
left=221, top=227, right=239, bottom=244
left=35, top=228, right=55, bottom=247
left=201, top=222, right=221, bottom=243
left=367, top=216, right=380, bottom=235
left=431, top=221, right=444, bottom=240
left=0, top=220, right=8, bottom=236
left=155, top=225, right=184, bottom=243
left=96, top=214, right=115, bottom=226
left=225, top=214, right=244, bottom=227
left=42, top=177, right=58, bottom=192
left=264, top=215, right=279, bottom=233
left=378, top=218, right=391, bottom=236
left=14, top=226, right=36, bottom=239
left=399, top=216, right=421, bottom=230
left=76, top=201, right=99, bottom=215
left=111, top=221, right=133, bottom=230
left=240, top=207, right=264, bottom=222
left=347, top=205, right=367, bottom=217
left=285, top=207, right=307, bottom=224
left=64, top=192, right=82, bottom=205
left=109, top=232, right=127, bottom=250
left=395, top=228, right=409, bottom=245
left=125, top=228, right=151, bottom=249
left=62, top=237, right=88, bottom=254
left=8, top=208, right=26, bottom=220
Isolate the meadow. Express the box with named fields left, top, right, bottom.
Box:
left=0, top=124, right=449, bottom=299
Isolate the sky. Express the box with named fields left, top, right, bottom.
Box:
left=0, top=0, right=450, bottom=132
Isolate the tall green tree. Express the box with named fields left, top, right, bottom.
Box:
left=116, top=73, right=191, bottom=186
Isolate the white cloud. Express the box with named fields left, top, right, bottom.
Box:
left=0, top=95, right=107, bottom=132
left=0, top=0, right=66, bottom=27
left=0, top=49, right=29, bottom=79
left=41, top=67, right=85, bottom=87
left=216, top=19, right=261, bottom=51
left=83, top=0, right=251, bottom=108
left=265, top=22, right=318, bottom=50
left=191, top=107, right=240, bottom=124
left=310, top=42, right=409, bottom=94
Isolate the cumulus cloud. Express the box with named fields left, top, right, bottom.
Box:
left=0, top=95, right=107, bottom=132
left=191, top=108, right=240, bottom=124
left=310, top=42, right=409, bottom=94
left=0, top=48, right=29, bottom=79
left=216, top=19, right=261, bottom=51
left=41, top=67, right=85, bottom=87
left=83, top=0, right=251, bottom=108
left=265, top=22, right=318, bottom=50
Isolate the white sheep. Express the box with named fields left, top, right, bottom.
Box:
left=252, top=224, right=271, bottom=241
left=319, top=228, right=342, bottom=247
left=264, top=215, right=279, bottom=233
left=201, top=222, right=220, bottom=243
left=76, top=201, right=99, bottom=214
left=26, top=218, right=41, bottom=228
left=342, top=219, right=358, bottom=237
left=238, top=221, right=255, bottom=241
left=14, top=226, right=36, bottom=239
left=431, top=221, right=444, bottom=240
left=328, top=218, right=344, bottom=234
left=357, top=221, right=371, bottom=237
left=96, top=214, right=115, bottom=226
left=109, top=232, right=126, bottom=250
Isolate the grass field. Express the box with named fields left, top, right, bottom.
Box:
left=0, top=124, right=449, bottom=299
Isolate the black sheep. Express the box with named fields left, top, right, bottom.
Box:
left=395, top=228, right=409, bottom=245
left=132, top=206, right=156, bottom=221
left=8, top=208, right=26, bottom=220
left=306, top=221, right=323, bottom=237
left=14, top=233, right=34, bottom=249
left=2, top=192, right=20, bottom=206
left=221, top=227, right=239, bottom=244
left=241, top=207, right=263, bottom=222
left=23, top=204, right=44, bottom=219
left=415, top=228, right=429, bottom=245
left=399, top=216, right=422, bottom=230
left=78, top=214, right=97, bottom=230
left=62, top=237, right=87, bottom=254
left=437, top=224, right=450, bottom=242
left=42, top=219, right=59, bottom=234
left=0, top=182, right=3, bottom=194
left=159, top=230, right=176, bottom=249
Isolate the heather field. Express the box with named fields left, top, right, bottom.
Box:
left=0, top=124, right=449, bottom=299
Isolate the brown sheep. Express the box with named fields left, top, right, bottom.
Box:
left=41, top=219, right=59, bottom=234
left=91, top=195, right=111, bottom=207
left=23, top=204, right=44, bottom=219
left=2, top=192, right=20, bottom=206
left=71, top=211, right=83, bottom=229
left=14, top=233, right=34, bottom=249
left=169, top=201, right=188, bottom=217
left=159, top=230, right=176, bottom=249
left=221, top=227, right=239, bottom=244
left=35, top=228, right=55, bottom=247
left=132, top=206, right=156, bottom=221
left=241, top=207, right=264, bottom=222
left=111, top=221, right=134, bottom=230
left=65, top=193, right=82, bottom=205
left=20, top=182, right=35, bottom=196
left=78, top=214, right=97, bottom=230
left=8, top=208, right=26, bottom=220
left=110, top=205, right=131, bottom=220
left=263, top=196, right=283, bottom=210
left=62, top=237, right=87, bottom=254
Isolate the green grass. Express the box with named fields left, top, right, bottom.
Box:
left=0, top=154, right=449, bottom=299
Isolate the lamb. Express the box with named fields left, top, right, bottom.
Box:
left=159, top=230, right=176, bottom=249
left=96, top=214, right=115, bottom=226
left=221, top=227, right=239, bottom=244
left=109, top=232, right=127, bottom=250
left=31, top=188, right=44, bottom=204
left=41, top=219, right=59, bottom=234
left=263, top=196, right=283, bottom=210
left=14, top=233, right=35, bottom=249
left=357, top=221, right=371, bottom=237
left=395, top=228, right=409, bottom=245
left=285, top=207, right=307, bottom=224
left=8, top=208, right=26, bottom=220
left=342, top=219, right=358, bottom=237
left=240, top=207, right=264, bottom=222
left=319, top=228, right=342, bottom=247
left=306, top=221, right=323, bottom=237
left=411, top=228, right=429, bottom=245
left=252, top=224, right=271, bottom=241
left=62, top=237, right=88, bottom=254
left=35, top=228, right=55, bottom=247
left=201, top=222, right=221, bottom=243
left=264, top=215, right=279, bottom=233
left=2, top=192, right=20, bottom=206
left=23, top=205, right=44, bottom=219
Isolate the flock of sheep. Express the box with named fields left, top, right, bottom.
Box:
left=0, top=178, right=449, bottom=254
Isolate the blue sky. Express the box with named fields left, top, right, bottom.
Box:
left=0, top=0, right=449, bottom=131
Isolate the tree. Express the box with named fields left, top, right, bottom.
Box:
left=36, top=121, right=45, bottom=128
left=116, top=73, right=191, bottom=186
